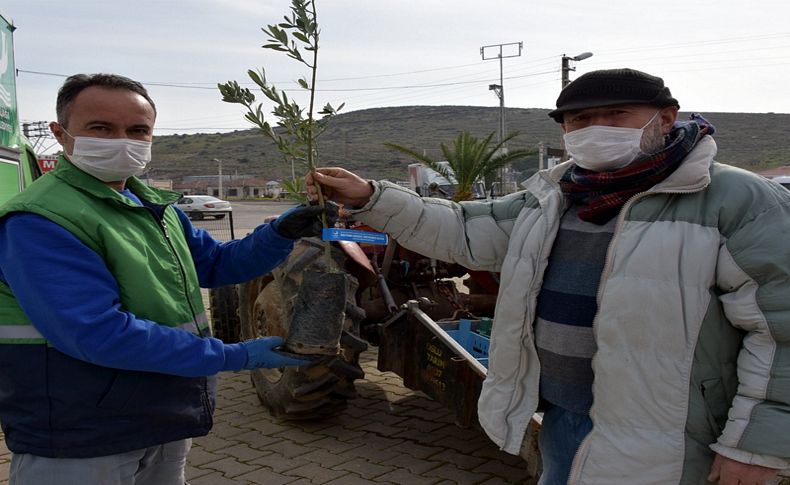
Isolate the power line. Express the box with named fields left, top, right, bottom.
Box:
left=18, top=30, right=790, bottom=132
left=17, top=68, right=558, bottom=93
left=17, top=29, right=790, bottom=96
left=600, top=32, right=790, bottom=56
left=153, top=106, right=501, bottom=133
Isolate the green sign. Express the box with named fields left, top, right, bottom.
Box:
left=0, top=158, right=21, bottom=206
left=0, top=16, right=18, bottom=149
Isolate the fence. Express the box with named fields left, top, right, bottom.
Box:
left=187, top=210, right=236, bottom=241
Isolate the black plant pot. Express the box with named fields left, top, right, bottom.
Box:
left=284, top=269, right=349, bottom=356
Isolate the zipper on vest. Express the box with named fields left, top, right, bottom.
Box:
left=150, top=210, right=200, bottom=330
left=502, top=176, right=567, bottom=450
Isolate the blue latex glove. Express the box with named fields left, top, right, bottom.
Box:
left=241, top=337, right=312, bottom=369
left=270, top=202, right=339, bottom=239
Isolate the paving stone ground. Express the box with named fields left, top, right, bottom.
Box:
left=0, top=349, right=531, bottom=484
left=185, top=349, right=531, bottom=484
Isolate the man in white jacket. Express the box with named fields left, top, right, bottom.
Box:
left=306, top=69, right=790, bottom=485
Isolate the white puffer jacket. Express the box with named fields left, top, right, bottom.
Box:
left=352, top=136, right=790, bottom=484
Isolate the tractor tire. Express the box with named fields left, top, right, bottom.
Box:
left=238, top=238, right=368, bottom=420
left=209, top=285, right=241, bottom=342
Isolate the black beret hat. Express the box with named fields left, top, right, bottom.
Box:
left=548, top=68, right=679, bottom=122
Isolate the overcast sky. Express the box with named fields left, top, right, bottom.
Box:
left=5, top=0, right=790, bottom=141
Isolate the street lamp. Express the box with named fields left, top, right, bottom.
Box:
left=561, top=52, right=593, bottom=88
left=213, top=158, right=223, bottom=199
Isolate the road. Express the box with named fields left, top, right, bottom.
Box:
left=188, top=200, right=298, bottom=241
left=230, top=200, right=299, bottom=236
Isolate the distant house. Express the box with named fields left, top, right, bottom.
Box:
left=173, top=179, right=210, bottom=196
left=265, top=180, right=282, bottom=198
left=173, top=176, right=289, bottom=199
left=206, top=184, right=239, bottom=198
left=204, top=178, right=272, bottom=199
left=238, top=177, right=269, bottom=198
left=141, top=178, right=174, bottom=190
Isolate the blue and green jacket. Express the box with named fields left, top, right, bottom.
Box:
left=0, top=157, right=294, bottom=458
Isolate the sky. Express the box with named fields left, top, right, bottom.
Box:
left=4, top=0, right=790, bottom=146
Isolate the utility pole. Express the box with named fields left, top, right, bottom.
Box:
left=561, top=52, right=593, bottom=88
left=21, top=121, right=52, bottom=152
left=213, top=158, right=223, bottom=199
left=481, top=42, right=522, bottom=195
left=480, top=42, right=522, bottom=146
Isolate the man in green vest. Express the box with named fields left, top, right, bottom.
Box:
left=0, top=73, right=332, bottom=484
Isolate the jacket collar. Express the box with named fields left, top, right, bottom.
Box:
left=52, top=155, right=181, bottom=206
left=649, top=135, right=715, bottom=193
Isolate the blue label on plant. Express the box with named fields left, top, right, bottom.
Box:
left=322, top=228, right=388, bottom=245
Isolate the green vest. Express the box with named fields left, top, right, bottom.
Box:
left=0, top=156, right=208, bottom=343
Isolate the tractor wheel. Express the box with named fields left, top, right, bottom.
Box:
left=209, top=285, right=241, bottom=342
left=238, top=238, right=368, bottom=420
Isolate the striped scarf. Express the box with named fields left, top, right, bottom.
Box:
left=560, top=115, right=713, bottom=224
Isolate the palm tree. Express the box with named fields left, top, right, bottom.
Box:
left=385, top=131, right=534, bottom=201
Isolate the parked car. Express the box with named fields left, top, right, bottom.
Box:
left=175, top=195, right=232, bottom=219
left=772, top=176, right=790, bottom=190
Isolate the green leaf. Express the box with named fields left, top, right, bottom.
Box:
left=261, top=85, right=281, bottom=104
left=297, top=78, right=309, bottom=89
left=282, top=177, right=309, bottom=204
left=247, top=69, right=267, bottom=89
left=292, top=32, right=309, bottom=43
left=244, top=111, right=262, bottom=128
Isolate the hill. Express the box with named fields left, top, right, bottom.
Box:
left=150, top=106, right=790, bottom=182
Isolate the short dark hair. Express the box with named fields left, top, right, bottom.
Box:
left=56, top=73, right=157, bottom=126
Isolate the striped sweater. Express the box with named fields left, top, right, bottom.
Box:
left=535, top=205, right=615, bottom=414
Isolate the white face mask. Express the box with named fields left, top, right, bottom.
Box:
left=62, top=129, right=152, bottom=182
left=563, top=111, right=660, bottom=171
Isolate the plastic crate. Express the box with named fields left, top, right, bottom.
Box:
left=444, top=319, right=490, bottom=368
